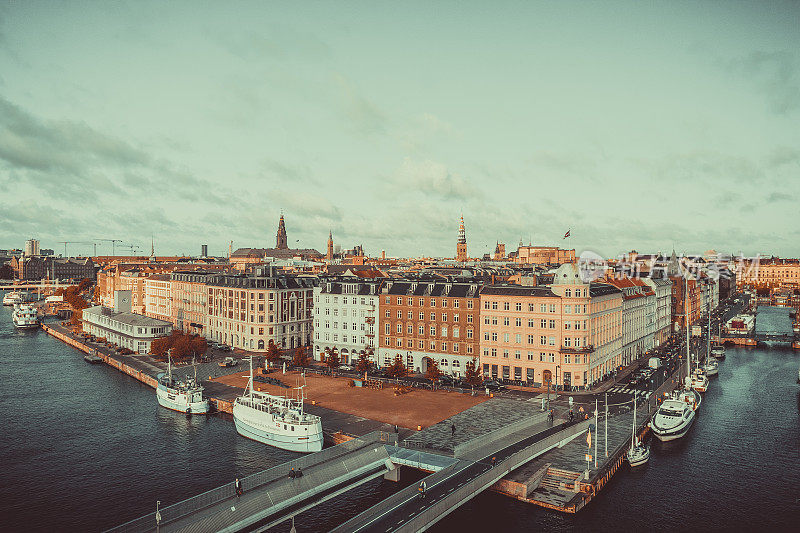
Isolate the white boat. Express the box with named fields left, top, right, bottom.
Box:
left=233, top=356, right=323, bottom=453
left=3, top=291, right=23, bottom=306
left=12, top=304, right=39, bottom=329
left=650, top=396, right=696, bottom=442
left=710, top=346, right=726, bottom=359
left=626, top=398, right=650, bottom=467
left=672, top=387, right=701, bottom=411
left=691, top=369, right=709, bottom=393
left=703, top=359, right=719, bottom=377
left=156, top=355, right=210, bottom=414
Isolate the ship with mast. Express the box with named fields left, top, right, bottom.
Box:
left=156, top=354, right=210, bottom=414
left=232, top=355, right=323, bottom=453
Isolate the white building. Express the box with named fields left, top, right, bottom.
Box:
left=312, top=277, right=383, bottom=365
left=81, top=290, right=171, bottom=354
left=643, top=277, right=673, bottom=345
left=144, top=274, right=172, bottom=323
left=24, top=239, right=40, bottom=257
left=603, top=277, right=657, bottom=366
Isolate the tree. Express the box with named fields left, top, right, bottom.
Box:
left=266, top=340, right=282, bottom=367
left=425, top=358, right=442, bottom=386
left=465, top=358, right=483, bottom=387
left=356, top=350, right=372, bottom=374
left=0, top=264, right=14, bottom=280
left=190, top=336, right=208, bottom=359
left=325, top=348, right=340, bottom=372
left=386, top=354, right=407, bottom=379
left=292, top=346, right=310, bottom=368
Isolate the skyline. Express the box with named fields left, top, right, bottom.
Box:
left=1, top=1, right=799, bottom=257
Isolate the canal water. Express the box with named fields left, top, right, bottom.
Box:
left=1, top=304, right=798, bottom=531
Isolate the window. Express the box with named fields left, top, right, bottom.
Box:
left=407, top=297, right=413, bottom=305
left=419, top=311, right=424, bottom=320
left=565, top=354, right=571, bottom=363
left=430, top=325, right=436, bottom=335
left=396, top=338, right=402, bottom=347
left=419, top=298, right=424, bottom=306
left=467, top=314, right=473, bottom=323
left=467, top=301, right=473, bottom=309
left=397, top=310, right=402, bottom=319
left=527, top=351, right=534, bottom=361
left=419, top=324, right=425, bottom=335
left=491, top=332, right=497, bottom=341
left=491, top=348, right=497, bottom=357
left=442, top=299, right=448, bottom=308
left=515, top=333, right=522, bottom=344
left=565, top=289, right=571, bottom=297
left=549, top=304, right=556, bottom=313
left=407, top=324, right=413, bottom=334
left=503, top=333, right=509, bottom=342
left=453, top=343, right=459, bottom=352
left=515, top=302, right=522, bottom=311
left=540, top=319, right=547, bottom=328
left=408, top=310, right=413, bottom=319
left=503, top=317, right=510, bottom=326
left=540, top=352, right=546, bottom=362
left=453, top=327, right=460, bottom=338
left=503, top=350, right=509, bottom=358
left=565, top=321, right=572, bottom=330
left=454, top=300, right=459, bottom=308
left=515, top=351, right=521, bottom=359
left=396, top=297, right=402, bottom=305
left=549, top=320, right=556, bottom=329
left=564, top=337, right=571, bottom=347
left=528, top=319, right=535, bottom=328
left=467, top=329, right=473, bottom=339
left=492, top=301, right=498, bottom=310
left=515, top=317, right=521, bottom=327
left=503, top=302, right=510, bottom=311
left=528, top=334, right=535, bottom=344
left=565, top=304, right=571, bottom=313
left=454, top=313, right=459, bottom=322
left=385, top=323, right=390, bottom=335
left=430, top=298, right=436, bottom=307
left=442, top=313, right=447, bottom=321
left=549, top=336, right=556, bottom=346
left=441, top=326, right=448, bottom=337
left=430, top=312, right=435, bottom=321
left=540, top=335, right=547, bottom=344
left=396, top=323, right=402, bottom=334
left=484, top=301, right=490, bottom=310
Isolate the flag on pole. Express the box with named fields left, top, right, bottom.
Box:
left=586, top=428, right=592, bottom=447
left=563, top=229, right=571, bottom=239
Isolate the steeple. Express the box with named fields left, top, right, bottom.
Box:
left=276, top=213, right=288, bottom=249
left=149, top=235, right=155, bottom=262
left=456, top=215, right=468, bottom=262
left=326, top=230, right=334, bottom=260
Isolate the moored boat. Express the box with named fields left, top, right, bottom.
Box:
left=626, top=398, right=650, bottom=467
left=711, top=345, right=726, bottom=359
left=691, top=369, right=709, bottom=393
left=650, top=397, right=696, bottom=442
left=233, top=356, right=322, bottom=453
left=156, top=355, right=210, bottom=414
left=4, top=291, right=23, bottom=306
left=12, top=304, right=39, bottom=329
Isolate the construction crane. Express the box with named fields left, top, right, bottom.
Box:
left=96, top=238, right=123, bottom=257
left=57, top=241, right=94, bottom=257
left=119, top=244, right=142, bottom=256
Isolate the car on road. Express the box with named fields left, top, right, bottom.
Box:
left=338, top=364, right=353, bottom=371
left=217, top=345, right=231, bottom=352
left=218, top=357, right=238, bottom=367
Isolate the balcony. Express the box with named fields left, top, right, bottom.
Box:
left=560, top=344, right=594, bottom=354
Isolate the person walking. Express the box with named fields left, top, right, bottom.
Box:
left=491, top=456, right=497, bottom=468
left=418, top=480, right=427, bottom=500
left=235, top=478, right=243, bottom=497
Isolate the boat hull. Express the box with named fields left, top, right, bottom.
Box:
left=627, top=447, right=650, bottom=467
left=233, top=403, right=323, bottom=453
left=156, top=386, right=210, bottom=414
left=651, top=416, right=694, bottom=442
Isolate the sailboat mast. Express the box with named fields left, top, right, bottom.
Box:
left=632, top=397, right=637, bottom=447
left=248, top=354, right=254, bottom=398
left=685, top=276, right=690, bottom=382
left=168, top=351, right=172, bottom=381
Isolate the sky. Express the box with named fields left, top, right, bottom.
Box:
left=1, top=1, right=798, bottom=259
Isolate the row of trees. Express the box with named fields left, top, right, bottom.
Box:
left=57, top=278, right=92, bottom=328
left=149, top=332, right=208, bottom=362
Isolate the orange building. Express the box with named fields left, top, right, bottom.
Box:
left=515, top=245, right=575, bottom=265
left=479, top=263, right=622, bottom=390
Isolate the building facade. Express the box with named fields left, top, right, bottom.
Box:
left=602, top=277, right=656, bottom=366
left=514, top=246, right=575, bottom=265
left=205, top=267, right=314, bottom=352
left=378, top=279, right=481, bottom=377
left=478, top=263, right=623, bottom=390
left=171, top=271, right=213, bottom=336
left=82, top=291, right=171, bottom=354
left=144, top=274, right=172, bottom=323
left=312, top=278, right=383, bottom=364
left=643, top=277, right=673, bottom=345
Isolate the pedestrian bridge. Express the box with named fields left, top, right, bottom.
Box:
left=107, top=420, right=589, bottom=533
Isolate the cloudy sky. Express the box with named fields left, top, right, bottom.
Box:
left=1, top=1, right=798, bottom=259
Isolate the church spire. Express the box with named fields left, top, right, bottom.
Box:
left=276, top=213, right=288, bottom=249
left=326, top=229, right=334, bottom=260
left=456, top=214, right=468, bottom=261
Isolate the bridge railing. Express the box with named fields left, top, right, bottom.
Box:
left=105, top=431, right=385, bottom=533
left=453, top=411, right=549, bottom=458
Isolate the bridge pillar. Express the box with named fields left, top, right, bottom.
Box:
left=383, top=461, right=400, bottom=482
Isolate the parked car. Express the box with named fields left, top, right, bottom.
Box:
left=438, top=375, right=457, bottom=386
left=483, top=379, right=505, bottom=392
left=218, top=357, right=238, bottom=367
left=218, top=345, right=231, bottom=352
left=338, top=364, right=354, bottom=371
